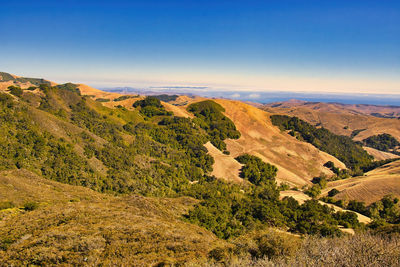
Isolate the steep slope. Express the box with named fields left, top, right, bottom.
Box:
left=263, top=101, right=400, bottom=142
left=322, top=160, right=400, bottom=205
left=0, top=169, right=224, bottom=266
left=169, top=99, right=346, bottom=186
left=204, top=142, right=243, bottom=183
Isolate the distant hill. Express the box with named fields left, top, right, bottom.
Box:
left=262, top=100, right=400, bottom=148
left=0, top=71, right=54, bottom=90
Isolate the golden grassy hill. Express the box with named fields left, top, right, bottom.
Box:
left=0, top=169, right=225, bottom=266
left=167, top=98, right=346, bottom=186
left=322, top=160, right=400, bottom=205
left=263, top=101, right=400, bottom=143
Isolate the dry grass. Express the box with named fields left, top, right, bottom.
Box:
left=204, top=142, right=243, bottom=183
left=263, top=101, right=400, bottom=142
left=192, top=232, right=400, bottom=267
left=0, top=169, right=226, bottom=266
left=363, top=146, right=399, bottom=161
left=322, top=160, right=400, bottom=205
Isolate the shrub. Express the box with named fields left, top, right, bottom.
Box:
left=8, top=86, right=23, bottom=97
left=187, top=100, right=240, bottom=151
left=23, top=201, right=39, bottom=211
left=328, top=188, right=340, bottom=197
left=305, top=185, right=321, bottom=198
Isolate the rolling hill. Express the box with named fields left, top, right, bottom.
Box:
left=322, top=160, right=400, bottom=205
left=262, top=100, right=400, bottom=143
left=133, top=97, right=347, bottom=186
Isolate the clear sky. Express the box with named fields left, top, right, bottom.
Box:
left=1, top=0, right=399, bottom=94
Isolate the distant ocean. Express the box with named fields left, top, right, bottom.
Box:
left=103, top=87, right=400, bottom=106
left=198, top=91, right=400, bottom=106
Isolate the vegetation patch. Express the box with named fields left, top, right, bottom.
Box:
left=187, top=100, right=240, bottom=151
left=133, top=96, right=172, bottom=117
left=271, top=115, right=373, bottom=174
left=363, top=133, right=400, bottom=155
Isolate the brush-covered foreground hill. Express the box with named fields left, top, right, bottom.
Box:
left=0, top=169, right=224, bottom=266
left=263, top=100, right=400, bottom=144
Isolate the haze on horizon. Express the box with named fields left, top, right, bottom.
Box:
left=1, top=0, right=399, bottom=95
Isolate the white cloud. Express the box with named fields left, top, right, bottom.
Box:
left=248, top=93, right=260, bottom=98
left=230, top=93, right=240, bottom=98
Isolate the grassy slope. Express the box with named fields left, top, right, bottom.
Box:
left=263, top=102, right=400, bottom=144
left=0, top=169, right=225, bottom=266
left=207, top=99, right=346, bottom=186
left=322, top=160, right=400, bottom=205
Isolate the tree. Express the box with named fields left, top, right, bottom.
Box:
left=8, top=86, right=23, bottom=97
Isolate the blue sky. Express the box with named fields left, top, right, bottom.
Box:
left=1, top=0, right=399, bottom=94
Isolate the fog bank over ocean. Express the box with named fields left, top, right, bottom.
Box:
left=102, top=87, right=400, bottom=106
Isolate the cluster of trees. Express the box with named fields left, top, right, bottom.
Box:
left=0, top=92, right=101, bottom=188
left=187, top=100, right=240, bottom=151
left=7, top=86, right=23, bottom=97
left=152, top=94, right=179, bottom=102
left=113, top=95, right=136, bottom=102
left=323, top=161, right=350, bottom=179
left=186, top=175, right=359, bottom=239
left=133, top=96, right=172, bottom=117
left=362, top=133, right=400, bottom=155
left=270, top=115, right=373, bottom=175
left=235, top=154, right=278, bottom=185
left=322, top=194, right=400, bottom=226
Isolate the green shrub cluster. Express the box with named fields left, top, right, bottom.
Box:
left=363, top=133, right=400, bottom=155
left=8, top=86, right=23, bottom=97
left=113, top=95, right=135, bottom=101
left=187, top=100, right=240, bottom=151
left=133, top=96, right=172, bottom=117
left=235, top=154, right=277, bottom=185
